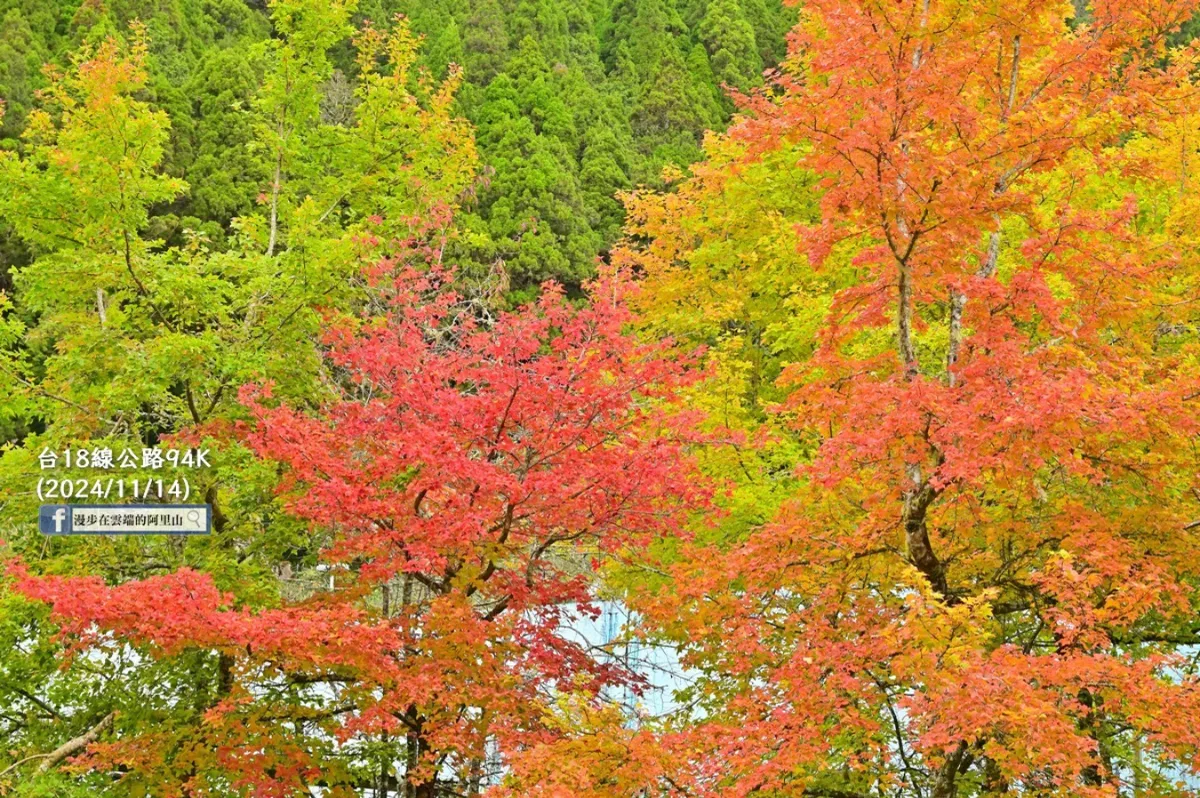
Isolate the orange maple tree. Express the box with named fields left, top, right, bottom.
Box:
left=627, top=0, right=1200, bottom=796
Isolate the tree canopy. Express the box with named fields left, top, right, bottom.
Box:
left=5, top=0, right=1200, bottom=797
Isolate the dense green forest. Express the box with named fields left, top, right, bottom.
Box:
left=0, top=0, right=791, bottom=295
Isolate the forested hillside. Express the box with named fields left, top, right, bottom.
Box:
left=0, top=0, right=791, bottom=294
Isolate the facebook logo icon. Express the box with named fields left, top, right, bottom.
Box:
left=39, top=505, right=72, bottom=535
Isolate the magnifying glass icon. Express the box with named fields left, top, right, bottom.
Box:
left=186, top=509, right=202, bottom=527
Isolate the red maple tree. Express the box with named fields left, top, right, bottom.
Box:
left=11, top=227, right=708, bottom=796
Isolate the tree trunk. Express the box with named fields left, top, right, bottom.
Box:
left=931, top=740, right=969, bottom=798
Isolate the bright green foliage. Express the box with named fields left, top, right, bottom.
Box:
left=0, top=0, right=271, bottom=249
left=254, top=0, right=358, bottom=257
left=0, top=36, right=187, bottom=428
left=613, top=133, right=825, bottom=569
